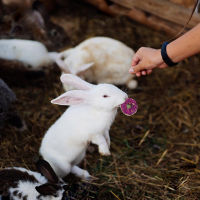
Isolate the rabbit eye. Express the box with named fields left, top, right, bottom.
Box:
left=61, top=56, right=65, bottom=60
left=103, top=95, right=109, bottom=98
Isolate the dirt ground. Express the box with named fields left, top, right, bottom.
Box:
left=1, top=0, right=200, bottom=199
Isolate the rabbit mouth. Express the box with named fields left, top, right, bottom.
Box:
left=116, top=103, right=124, bottom=108
left=117, top=100, right=127, bottom=108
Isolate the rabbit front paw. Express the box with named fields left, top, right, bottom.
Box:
left=104, top=130, right=110, bottom=148
left=91, top=135, right=111, bottom=156
left=99, top=145, right=111, bottom=156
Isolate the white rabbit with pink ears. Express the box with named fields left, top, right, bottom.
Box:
left=39, top=73, right=128, bottom=180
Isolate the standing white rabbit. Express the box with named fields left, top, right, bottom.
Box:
left=52, top=37, right=137, bottom=90
left=0, top=39, right=57, bottom=69
left=39, top=74, right=128, bottom=180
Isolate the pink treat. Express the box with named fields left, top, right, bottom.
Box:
left=120, top=98, right=138, bottom=116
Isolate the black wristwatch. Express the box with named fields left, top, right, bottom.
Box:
left=161, top=41, right=178, bottom=67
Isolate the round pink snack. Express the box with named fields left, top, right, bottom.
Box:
left=120, top=98, right=138, bottom=116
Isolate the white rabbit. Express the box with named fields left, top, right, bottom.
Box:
left=0, top=39, right=57, bottom=69
left=0, top=159, right=67, bottom=200
left=52, top=37, right=137, bottom=90
left=39, top=74, right=128, bottom=180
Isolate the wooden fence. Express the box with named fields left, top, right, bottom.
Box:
left=84, top=0, right=200, bottom=35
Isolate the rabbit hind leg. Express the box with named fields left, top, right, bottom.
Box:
left=42, top=152, right=72, bottom=178
left=71, top=165, right=91, bottom=180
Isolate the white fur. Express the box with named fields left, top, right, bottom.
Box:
left=9, top=167, right=47, bottom=184
left=0, top=39, right=56, bottom=68
left=3, top=167, right=65, bottom=200
left=40, top=74, right=128, bottom=179
left=9, top=181, right=40, bottom=200
left=9, top=181, right=63, bottom=200
left=52, top=37, right=137, bottom=90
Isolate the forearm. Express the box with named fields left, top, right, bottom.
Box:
left=130, top=23, right=200, bottom=76
left=167, top=23, right=200, bottom=63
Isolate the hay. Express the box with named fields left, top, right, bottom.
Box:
left=0, top=0, right=200, bottom=199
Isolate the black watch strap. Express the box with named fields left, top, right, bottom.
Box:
left=161, top=41, right=178, bottom=67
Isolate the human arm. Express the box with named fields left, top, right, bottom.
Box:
left=129, top=23, right=200, bottom=76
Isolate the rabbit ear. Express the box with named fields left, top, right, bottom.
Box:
left=36, top=160, right=59, bottom=183
left=51, top=90, right=88, bottom=106
left=76, top=62, right=94, bottom=74
left=60, top=74, right=94, bottom=90
left=35, top=183, right=59, bottom=196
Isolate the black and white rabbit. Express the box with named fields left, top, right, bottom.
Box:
left=0, top=159, right=67, bottom=200
left=40, top=74, right=128, bottom=180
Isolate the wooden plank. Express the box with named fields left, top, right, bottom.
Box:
left=109, top=4, right=184, bottom=35
left=83, top=0, right=115, bottom=15
left=110, top=0, right=200, bottom=28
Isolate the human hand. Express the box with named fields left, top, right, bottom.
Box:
left=129, top=47, right=168, bottom=77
